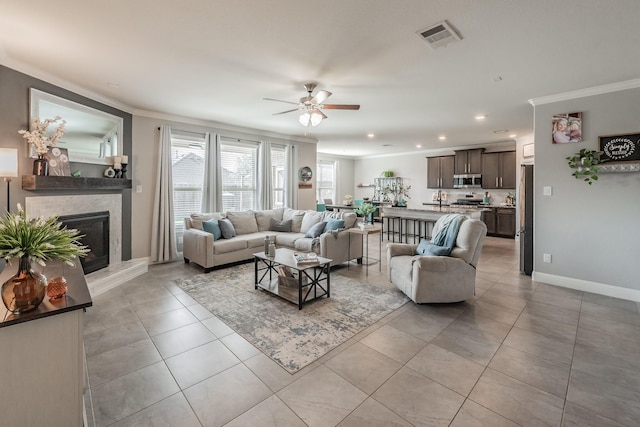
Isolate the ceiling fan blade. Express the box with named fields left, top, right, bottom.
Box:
left=272, top=108, right=300, bottom=115
left=263, top=97, right=299, bottom=105
left=310, top=90, right=332, bottom=105
left=321, top=104, right=361, bottom=110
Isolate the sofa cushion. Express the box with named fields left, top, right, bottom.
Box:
left=416, top=239, right=451, bottom=256
left=322, top=211, right=357, bottom=229
left=255, top=208, right=285, bottom=231
left=227, top=211, right=258, bottom=235
left=275, top=232, right=304, bottom=248
left=202, top=219, right=222, bottom=240
left=305, top=221, right=327, bottom=238
left=242, top=232, right=270, bottom=249
left=324, top=219, right=345, bottom=233
left=300, top=211, right=324, bottom=234
left=283, top=208, right=306, bottom=233
left=213, top=238, right=246, bottom=254
left=190, top=212, right=225, bottom=230
left=219, top=218, right=236, bottom=239
left=270, top=218, right=292, bottom=232
left=294, top=238, right=317, bottom=252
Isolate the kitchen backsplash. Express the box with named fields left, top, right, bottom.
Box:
left=428, top=189, right=514, bottom=205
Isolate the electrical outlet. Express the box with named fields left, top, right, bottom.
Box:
left=543, top=186, right=552, bottom=196
left=543, top=253, right=552, bottom=263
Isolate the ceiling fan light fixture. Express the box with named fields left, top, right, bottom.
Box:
left=298, top=109, right=324, bottom=127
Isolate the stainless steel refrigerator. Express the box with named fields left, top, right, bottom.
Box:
left=519, top=164, right=534, bottom=275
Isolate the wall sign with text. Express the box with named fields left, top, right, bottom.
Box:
left=599, top=133, right=640, bottom=162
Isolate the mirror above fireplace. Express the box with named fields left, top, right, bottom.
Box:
left=28, top=88, right=123, bottom=165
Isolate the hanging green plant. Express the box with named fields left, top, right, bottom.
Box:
left=566, top=149, right=605, bottom=185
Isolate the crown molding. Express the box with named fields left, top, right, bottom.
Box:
left=529, top=78, right=640, bottom=106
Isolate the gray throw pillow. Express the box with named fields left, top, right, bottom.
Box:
left=218, top=218, right=236, bottom=239
left=270, top=218, right=292, bottom=232
left=305, top=221, right=327, bottom=238
left=416, top=239, right=451, bottom=256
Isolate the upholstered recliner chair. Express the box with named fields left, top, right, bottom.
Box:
left=387, top=217, right=487, bottom=303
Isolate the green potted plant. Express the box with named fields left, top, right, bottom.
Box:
left=355, top=202, right=377, bottom=228
left=0, top=204, right=88, bottom=313
left=566, top=149, right=605, bottom=185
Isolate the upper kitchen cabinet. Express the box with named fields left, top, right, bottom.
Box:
left=454, top=148, right=484, bottom=175
left=482, top=151, right=516, bottom=189
left=427, top=156, right=454, bottom=188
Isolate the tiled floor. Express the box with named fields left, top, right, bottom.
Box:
left=84, top=236, right=640, bottom=426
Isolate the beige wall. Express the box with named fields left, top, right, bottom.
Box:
left=131, top=114, right=317, bottom=259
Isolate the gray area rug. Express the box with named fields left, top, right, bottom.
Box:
left=175, top=263, right=409, bottom=373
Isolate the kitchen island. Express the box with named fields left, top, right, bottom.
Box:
left=380, top=206, right=484, bottom=243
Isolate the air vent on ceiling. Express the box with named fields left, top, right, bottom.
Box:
left=417, top=20, right=462, bottom=49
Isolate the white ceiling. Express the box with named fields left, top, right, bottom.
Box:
left=2, top=0, right=640, bottom=157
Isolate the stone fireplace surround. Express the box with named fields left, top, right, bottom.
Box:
left=25, top=194, right=147, bottom=295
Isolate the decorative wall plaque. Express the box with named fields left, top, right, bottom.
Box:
left=599, top=133, right=640, bottom=162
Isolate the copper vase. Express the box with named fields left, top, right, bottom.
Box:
left=1, top=255, right=47, bottom=314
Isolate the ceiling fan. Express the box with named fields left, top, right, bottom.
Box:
left=264, top=83, right=360, bottom=127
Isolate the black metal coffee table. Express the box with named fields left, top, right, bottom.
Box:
left=254, top=248, right=331, bottom=309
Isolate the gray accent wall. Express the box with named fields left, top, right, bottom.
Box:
left=0, top=65, right=133, bottom=260
left=533, top=86, right=640, bottom=293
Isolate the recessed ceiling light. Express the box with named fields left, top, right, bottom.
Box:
left=367, top=133, right=375, bottom=138
left=509, top=134, right=517, bottom=138
left=475, top=115, right=487, bottom=120
left=493, top=129, right=508, bottom=134
left=106, top=82, right=120, bottom=88
left=416, top=144, right=422, bottom=148
left=439, top=136, right=446, bottom=140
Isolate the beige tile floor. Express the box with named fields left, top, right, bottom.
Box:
left=84, top=236, right=640, bottom=426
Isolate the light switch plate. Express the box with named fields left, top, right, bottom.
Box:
left=543, top=186, right=552, bottom=196
left=136, top=185, right=142, bottom=193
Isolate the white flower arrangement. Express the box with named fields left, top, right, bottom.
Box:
left=19, top=116, right=67, bottom=156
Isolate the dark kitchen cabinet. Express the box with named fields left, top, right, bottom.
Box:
left=482, top=151, right=516, bottom=189
left=482, top=207, right=515, bottom=238
left=427, top=156, right=454, bottom=188
left=454, top=149, right=484, bottom=174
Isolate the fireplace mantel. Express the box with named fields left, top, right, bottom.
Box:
left=22, top=175, right=132, bottom=191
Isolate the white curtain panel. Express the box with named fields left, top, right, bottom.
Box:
left=285, top=144, right=297, bottom=209
left=257, top=140, right=272, bottom=210
left=151, top=125, right=178, bottom=262
left=201, top=132, right=223, bottom=212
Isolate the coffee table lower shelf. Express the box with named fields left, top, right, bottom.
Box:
left=254, top=249, right=332, bottom=310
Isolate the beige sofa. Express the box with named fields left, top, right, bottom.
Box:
left=387, top=217, right=487, bottom=303
left=182, top=208, right=363, bottom=272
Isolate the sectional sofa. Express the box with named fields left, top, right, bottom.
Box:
left=182, top=208, right=364, bottom=271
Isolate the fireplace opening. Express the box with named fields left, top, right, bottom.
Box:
left=59, top=211, right=110, bottom=274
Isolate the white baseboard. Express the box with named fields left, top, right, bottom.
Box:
left=533, top=271, right=640, bottom=303
left=86, top=258, right=149, bottom=297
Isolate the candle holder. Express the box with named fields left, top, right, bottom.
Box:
left=121, top=162, right=128, bottom=179
left=113, top=166, right=122, bottom=178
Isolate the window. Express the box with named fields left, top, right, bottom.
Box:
left=317, top=160, right=336, bottom=203
left=271, top=145, right=286, bottom=208
left=220, top=139, right=258, bottom=211
left=171, top=132, right=206, bottom=252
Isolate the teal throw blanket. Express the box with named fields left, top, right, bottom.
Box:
left=432, top=214, right=466, bottom=250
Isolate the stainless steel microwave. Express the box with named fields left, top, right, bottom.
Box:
left=453, top=174, right=482, bottom=188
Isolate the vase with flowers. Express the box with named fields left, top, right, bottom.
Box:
left=355, top=202, right=377, bottom=228
left=0, top=204, right=88, bottom=314
left=19, top=116, right=67, bottom=176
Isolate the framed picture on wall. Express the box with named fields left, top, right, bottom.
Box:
left=552, top=112, right=582, bottom=144
left=45, top=147, right=71, bottom=176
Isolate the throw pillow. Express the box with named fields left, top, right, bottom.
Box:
left=324, top=219, right=345, bottom=233
left=218, top=218, right=236, bottom=239
left=283, top=208, right=306, bottom=233
left=300, top=211, right=324, bottom=234
left=305, top=221, right=327, bottom=238
left=270, top=218, right=292, bottom=232
left=202, top=219, right=222, bottom=240
left=416, top=239, right=451, bottom=256
left=226, top=211, right=258, bottom=235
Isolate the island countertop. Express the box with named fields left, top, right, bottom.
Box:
left=381, top=206, right=484, bottom=220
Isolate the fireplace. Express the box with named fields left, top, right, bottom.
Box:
left=59, top=211, right=110, bottom=274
